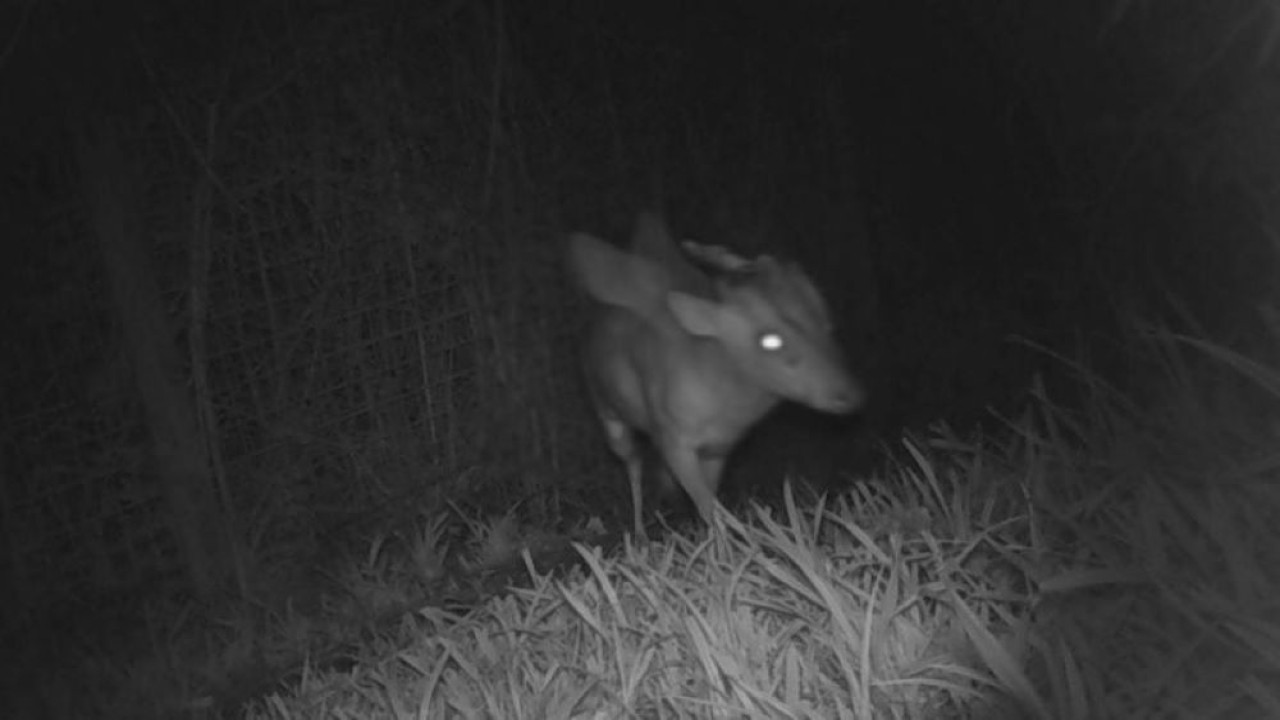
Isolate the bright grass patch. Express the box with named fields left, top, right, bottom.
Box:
left=238, top=329, right=1280, bottom=718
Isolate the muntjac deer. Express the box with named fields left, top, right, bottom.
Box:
left=568, top=212, right=863, bottom=536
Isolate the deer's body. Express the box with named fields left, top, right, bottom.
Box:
left=569, top=212, right=861, bottom=535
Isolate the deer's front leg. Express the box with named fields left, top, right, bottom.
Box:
left=599, top=415, right=647, bottom=538
left=658, top=433, right=719, bottom=526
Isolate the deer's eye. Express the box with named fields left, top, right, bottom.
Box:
left=758, top=332, right=784, bottom=352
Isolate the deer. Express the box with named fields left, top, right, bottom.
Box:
left=567, top=211, right=863, bottom=537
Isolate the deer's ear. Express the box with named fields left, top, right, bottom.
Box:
left=568, top=233, right=667, bottom=311
left=667, top=291, right=727, bottom=337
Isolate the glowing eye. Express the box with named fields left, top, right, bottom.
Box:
left=759, top=332, right=783, bottom=351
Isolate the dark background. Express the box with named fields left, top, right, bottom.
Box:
left=0, top=0, right=1274, bottom=614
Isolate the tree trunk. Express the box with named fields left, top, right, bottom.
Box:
left=75, top=118, right=225, bottom=598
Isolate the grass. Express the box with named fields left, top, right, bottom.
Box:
left=8, top=320, right=1276, bottom=719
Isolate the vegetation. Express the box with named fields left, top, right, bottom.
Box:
left=12, top=319, right=1272, bottom=718
left=0, top=1, right=1275, bottom=718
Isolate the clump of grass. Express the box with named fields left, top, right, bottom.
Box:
left=21, top=322, right=1275, bottom=719
left=237, top=321, right=1276, bottom=719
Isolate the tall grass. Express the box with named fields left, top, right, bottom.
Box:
left=33, top=316, right=1264, bottom=719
